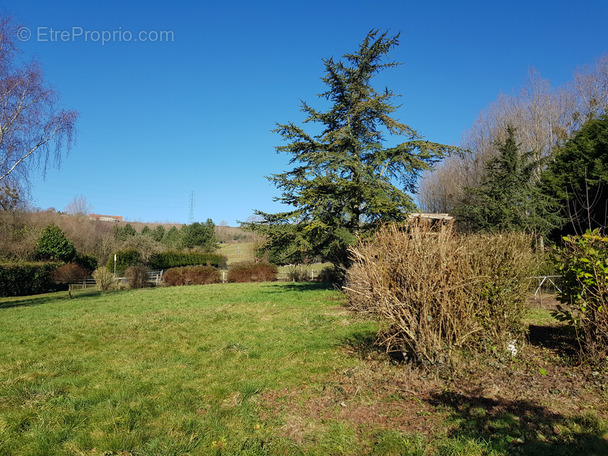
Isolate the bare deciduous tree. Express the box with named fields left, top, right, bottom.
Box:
left=0, top=18, right=78, bottom=188
left=64, top=195, right=92, bottom=216
left=572, top=53, right=608, bottom=122
left=419, top=54, right=608, bottom=214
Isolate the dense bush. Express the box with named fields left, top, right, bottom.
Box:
left=553, top=230, right=608, bottom=360
left=50, top=263, right=90, bottom=285
left=36, top=225, right=76, bottom=262
left=148, top=251, right=226, bottom=269
left=0, top=262, right=63, bottom=297
left=124, top=266, right=149, bottom=289
left=163, top=265, right=221, bottom=286
left=346, top=220, right=536, bottom=365
left=227, top=262, right=277, bottom=283
left=106, top=249, right=141, bottom=275
left=74, top=252, right=98, bottom=272
left=181, top=220, right=217, bottom=249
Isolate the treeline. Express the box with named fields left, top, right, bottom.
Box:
left=0, top=211, right=222, bottom=265
left=419, top=54, right=608, bottom=240
left=0, top=212, right=228, bottom=295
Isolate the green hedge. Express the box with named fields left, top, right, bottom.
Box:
left=106, top=249, right=141, bottom=276
left=149, top=251, right=226, bottom=269
left=0, top=262, right=64, bottom=297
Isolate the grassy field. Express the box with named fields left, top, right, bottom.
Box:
left=217, top=242, right=256, bottom=265
left=216, top=242, right=331, bottom=281
left=0, top=285, right=607, bottom=455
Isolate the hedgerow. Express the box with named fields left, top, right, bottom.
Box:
left=227, top=262, right=277, bottom=283
left=163, top=265, right=221, bottom=286
left=148, top=251, right=226, bottom=269
left=106, top=249, right=141, bottom=275
left=0, top=262, right=63, bottom=297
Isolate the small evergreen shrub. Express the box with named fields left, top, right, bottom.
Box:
left=36, top=225, right=76, bottom=262
left=553, top=230, right=608, bottom=360
left=124, top=266, right=149, bottom=289
left=0, top=262, right=63, bottom=297
left=227, top=262, right=277, bottom=283
left=162, top=265, right=221, bottom=286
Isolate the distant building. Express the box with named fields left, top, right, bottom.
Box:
left=89, top=214, right=123, bottom=223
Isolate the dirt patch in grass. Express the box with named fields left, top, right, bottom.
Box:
left=260, top=296, right=608, bottom=453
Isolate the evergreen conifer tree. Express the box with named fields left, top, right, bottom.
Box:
left=457, top=126, right=560, bottom=238
left=251, top=31, right=454, bottom=268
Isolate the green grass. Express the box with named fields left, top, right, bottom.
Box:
left=0, top=285, right=606, bottom=455
left=0, top=283, right=376, bottom=455
left=217, top=242, right=255, bottom=265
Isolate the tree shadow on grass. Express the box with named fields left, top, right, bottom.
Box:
left=341, top=330, right=406, bottom=363
left=0, top=290, right=102, bottom=309
left=426, top=391, right=608, bottom=456
left=527, top=324, right=580, bottom=361
left=263, top=282, right=337, bottom=293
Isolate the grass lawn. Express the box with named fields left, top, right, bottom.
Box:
left=0, top=285, right=607, bottom=455
left=217, top=243, right=256, bottom=265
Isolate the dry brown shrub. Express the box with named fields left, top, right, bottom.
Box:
left=345, top=219, right=536, bottom=365
left=186, top=265, right=221, bottom=285
left=227, top=262, right=277, bottom=283
left=50, top=263, right=90, bottom=284
left=163, top=265, right=221, bottom=286
left=92, top=267, right=114, bottom=291
left=162, top=267, right=186, bottom=286
left=124, top=265, right=149, bottom=289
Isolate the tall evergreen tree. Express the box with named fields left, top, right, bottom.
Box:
left=251, top=31, right=454, bottom=268
left=456, top=126, right=560, bottom=237
left=181, top=219, right=217, bottom=250
left=541, top=114, right=608, bottom=235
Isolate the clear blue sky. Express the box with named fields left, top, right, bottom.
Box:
left=4, top=0, right=608, bottom=225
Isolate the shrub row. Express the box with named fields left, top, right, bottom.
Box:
left=163, top=265, right=222, bottom=286
left=346, top=220, right=536, bottom=365
left=148, top=251, right=227, bottom=269
left=227, top=262, right=277, bottom=283
left=0, top=262, right=64, bottom=297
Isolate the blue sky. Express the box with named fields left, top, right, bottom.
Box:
left=4, top=0, right=608, bottom=225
